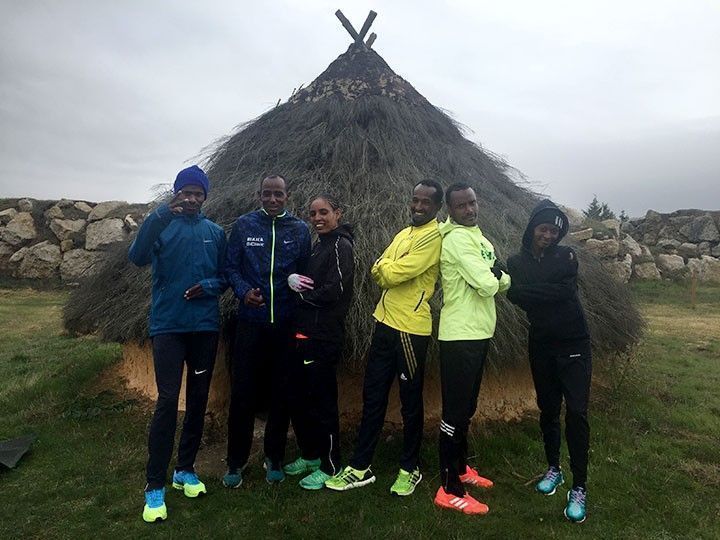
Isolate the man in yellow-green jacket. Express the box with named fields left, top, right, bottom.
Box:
left=325, top=180, right=443, bottom=496
left=433, top=183, right=510, bottom=516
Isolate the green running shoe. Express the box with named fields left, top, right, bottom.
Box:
left=390, top=468, right=422, bottom=496
left=172, top=470, right=207, bottom=498
left=564, top=486, right=587, bottom=523
left=536, top=466, right=564, bottom=495
left=283, top=457, right=321, bottom=476
left=142, top=488, right=167, bottom=523
left=324, top=466, right=376, bottom=491
left=299, top=469, right=332, bottom=490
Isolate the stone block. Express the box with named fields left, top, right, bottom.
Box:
left=60, top=249, right=108, bottom=281
left=621, top=235, right=643, bottom=258
left=605, top=253, right=632, bottom=283
left=0, top=208, right=18, bottom=224
left=85, top=218, right=126, bottom=250
left=601, top=219, right=621, bottom=238
left=632, top=262, right=661, bottom=280
left=49, top=218, right=86, bottom=242
left=656, top=253, right=685, bottom=275
left=584, top=238, right=619, bottom=259
left=679, top=214, right=720, bottom=243
left=569, top=228, right=593, bottom=242
left=74, top=201, right=93, bottom=214
left=0, top=212, right=36, bottom=246
left=17, top=198, right=33, bottom=212
left=17, top=241, right=61, bottom=279
left=678, top=242, right=699, bottom=259
left=60, top=239, right=75, bottom=252
left=88, top=201, right=127, bottom=222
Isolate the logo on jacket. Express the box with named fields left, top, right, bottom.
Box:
left=246, top=236, right=264, bottom=247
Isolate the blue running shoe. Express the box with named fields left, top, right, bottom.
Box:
left=172, top=470, right=207, bottom=498
left=142, top=487, right=167, bottom=523
left=564, top=486, right=587, bottom=523
left=264, top=458, right=285, bottom=484
left=536, top=466, right=564, bottom=495
left=223, top=468, right=243, bottom=488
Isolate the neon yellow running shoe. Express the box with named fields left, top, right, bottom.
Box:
left=142, top=488, right=167, bottom=523
left=172, top=470, right=207, bottom=498
left=390, top=468, right=422, bottom=496
left=324, top=466, right=376, bottom=491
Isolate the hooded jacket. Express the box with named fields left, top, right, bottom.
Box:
left=438, top=218, right=511, bottom=341
left=128, top=203, right=227, bottom=337
left=371, top=219, right=441, bottom=336
left=293, top=224, right=355, bottom=343
left=225, top=209, right=311, bottom=324
left=506, top=200, right=590, bottom=350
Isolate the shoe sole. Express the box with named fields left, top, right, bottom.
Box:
left=564, top=508, right=586, bottom=523
left=142, top=506, right=167, bottom=523
left=434, top=498, right=489, bottom=515
left=325, top=476, right=376, bottom=491
left=537, top=480, right=564, bottom=496
left=390, top=473, right=422, bottom=496
left=172, top=483, right=207, bottom=497
left=222, top=479, right=243, bottom=489
left=299, top=482, right=325, bottom=491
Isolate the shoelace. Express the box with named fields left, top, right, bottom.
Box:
left=181, top=471, right=200, bottom=484
left=146, top=490, right=164, bottom=506
left=544, top=468, right=561, bottom=483
left=569, top=488, right=586, bottom=505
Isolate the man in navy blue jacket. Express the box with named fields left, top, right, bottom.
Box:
left=129, top=165, right=226, bottom=523
left=223, top=174, right=311, bottom=487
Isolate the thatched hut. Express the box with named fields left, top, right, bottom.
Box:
left=64, top=13, right=642, bottom=423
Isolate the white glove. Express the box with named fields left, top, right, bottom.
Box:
left=288, top=273, right=314, bottom=292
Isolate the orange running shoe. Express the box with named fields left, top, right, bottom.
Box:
left=434, top=487, right=489, bottom=515
left=460, top=465, right=494, bottom=488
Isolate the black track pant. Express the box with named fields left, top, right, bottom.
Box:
left=351, top=322, right=429, bottom=472
left=287, top=337, right=342, bottom=475
left=226, top=321, right=292, bottom=470
left=529, top=341, right=592, bottom=488
left=438, top=339, right=489, bottom=497
left=146, top=331, right=218, bottom=490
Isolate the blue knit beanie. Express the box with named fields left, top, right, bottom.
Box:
left=174, top=165, right=209, bottom=197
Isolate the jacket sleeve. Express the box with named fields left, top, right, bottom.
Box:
left=371, top=230, right=441, bottom=289
left=224, top=220, right=252, bottom=300
left=444, top=229, right=501, bottom=297
left=128, top=204, right=174, bottom=267
left=298, top=239, right=354, bottom=307
left=296, top=223, right=312, bottom=275
left=199, top=229, right=228, bottom=296
left=508, top=249, right=578, bottom=305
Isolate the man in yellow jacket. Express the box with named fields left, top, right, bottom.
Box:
left=432, top=183, right=510, bottom=515
left=325, top=180, right=443, bottom=496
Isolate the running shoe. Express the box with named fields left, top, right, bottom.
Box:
left=283, top=457, right=321, bottom=476
left=172, top=470, right=207, bottom=498
left=299, top=469, right=332, bottom=490
left=142, top=487, right=167, bottom=523
left=324, top=466, right=376, bottom=491
left=536, top=466, right=564, bottom=495
left=460, top=465, right=494, bottom=489
left=222, top=468, right=243, bottom=489
left=264, top=458, right=286, bottom=484
left=564, top=486, right=587, bottom=523
left=390, top=468, right=422, bottom=496
left=433, top=487, right=489, bottom=515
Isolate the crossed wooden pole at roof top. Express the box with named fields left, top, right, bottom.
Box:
left=335, top=10, right=377, bottom=49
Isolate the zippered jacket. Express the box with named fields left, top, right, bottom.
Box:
left=371, top=219, right=441, bottom=336
left=128, top=203, right=227, bottom=337
left=225, top=209, right=311, bottom=324
left=506, top=200, right=590, bottom=351
left=438, top=218, right=510, bottom=341
left=294, top=224, right=355, bottom=344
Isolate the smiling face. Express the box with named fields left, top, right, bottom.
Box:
left=309, top=197, right=341, bottom=235
left=259, top=176, right=288, bottom=217
left=532, top=222, right=561, bottom=254
left=447, top=187, right=478, bottom=227
left=410, top=184, right=442, bottom=226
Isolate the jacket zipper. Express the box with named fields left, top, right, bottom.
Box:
left=413, top=290, right=425, bottom=311
left=270, top=217, right=276, bottom=324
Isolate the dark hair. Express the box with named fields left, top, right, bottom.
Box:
left=445, top=182, right=473, bottom=205
left=311, top=192, right=342, bottom=212
left=414, top=179, right=443, bottom=206
left=260, top=174, right=287, bottom=190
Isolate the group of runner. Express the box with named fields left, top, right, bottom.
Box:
left=130, top=166, right=592, bottom=525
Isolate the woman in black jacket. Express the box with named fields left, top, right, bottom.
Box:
left=283, top=194, right=355, bottom=490
left=506, top=200, right=591, bottom=523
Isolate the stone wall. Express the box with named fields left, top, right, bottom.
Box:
left=568, top=209, right=720, bottom=284
left=0, top=197, right=148, bottom=283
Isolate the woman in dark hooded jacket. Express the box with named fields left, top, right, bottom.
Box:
left=506, top=199, right=591, bottom=523
left=282, top=194, right=355, bottom=490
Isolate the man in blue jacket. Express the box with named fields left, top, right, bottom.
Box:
left=129, top=165, right=227, bottom=523
left=223, top=174, right=311, bottom=487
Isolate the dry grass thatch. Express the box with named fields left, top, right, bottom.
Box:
left=64, top=43, right=643, bottom=371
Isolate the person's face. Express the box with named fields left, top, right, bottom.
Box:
left=410, top=184, right=441, bottom=226
left=259, top=177, right=288, bottom=217
left=175, top=184, right=205, bottom=215
left=309, top=198, right=341, bottom=235
left=533, top=223, right=561, bottom=252
left=448, top=188, right=478, bottom=227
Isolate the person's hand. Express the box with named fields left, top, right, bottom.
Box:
left=288, top=273, right=314, bottom=292
left=244, top=288, right=265, bottom=308
left=490, top=260, right=506, bottom=280
left=184, top=284, right=204, bottom=300
left=169, top=192, right=188, bottom=215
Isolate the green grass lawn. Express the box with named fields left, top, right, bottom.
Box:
left=0, top=282, right=719, bottom=539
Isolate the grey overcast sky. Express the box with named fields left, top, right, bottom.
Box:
left=1, top=0, right=718, bottom=217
